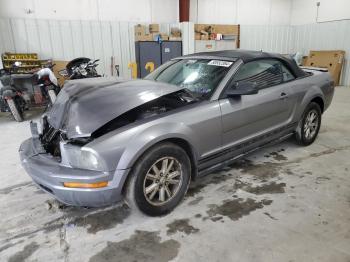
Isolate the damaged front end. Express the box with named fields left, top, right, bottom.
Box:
left=38, top=87, right=197, bottom=171
left=92, top=89, right=197, bottom=138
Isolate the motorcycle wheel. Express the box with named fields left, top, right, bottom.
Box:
left=48, top=89, right=57, bottom=104
left=6, top=98, right=23, bottom=122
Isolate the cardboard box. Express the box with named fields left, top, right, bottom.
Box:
left=169, top=37, right=182, bottom=41
left=195, top=33, right=201, bottom=40
left=137, top=34, right=153, bottom=41
left=200, top=34, right=209, bottom=40
left=52, top=60, right=68, bottom=87
left=134, top=24, right=147, bottom=41
left=195, top=24, right=239, bottom=35
left=305, top=50, right=345, bottom=85
left=214, top=25, right=239, bottom=35
left=160, top=33, right=169, bottom=40
left=149, top=23, right=159, bottom=33
left=170, top=27, right=181, bottom=37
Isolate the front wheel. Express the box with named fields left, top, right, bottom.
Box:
left=6, top=99, right=23, bottom=122
left=125, top=143, right=191, bottom=216
left=295, top=102, right=322, bottom=146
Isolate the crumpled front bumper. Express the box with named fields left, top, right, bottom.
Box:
left=19, top=124, right=130, bottom=207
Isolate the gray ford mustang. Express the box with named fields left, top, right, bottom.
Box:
left=19, top=50, right=334, bottom=216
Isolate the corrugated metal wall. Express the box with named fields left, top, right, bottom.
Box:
left=241, top=22, right=350, bottom=86
left=1, top=18, right=350, bottom=85
left=0, top=18, right=179, bottom=79
left=240, top=25, right=294, bottom=54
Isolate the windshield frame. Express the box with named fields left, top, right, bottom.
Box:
left=145, top=57, right=240, bottom=101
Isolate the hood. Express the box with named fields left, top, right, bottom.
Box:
left=47, top=77, right=183, bottom=138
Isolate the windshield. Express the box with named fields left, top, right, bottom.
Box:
left=145, top=59, right=234, bottom=98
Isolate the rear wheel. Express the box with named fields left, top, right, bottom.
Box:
left=6, top=99, right=23, bottom=122
left=125, top=143, right=191, bottom=216
left=295, top=102, right=321, bottom=146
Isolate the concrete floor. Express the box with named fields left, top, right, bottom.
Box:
left=0, top=88, right=350, bottom=262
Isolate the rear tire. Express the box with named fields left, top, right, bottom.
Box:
left=295, top=102, right=321, bottom=146
left=6, top=99, right=23, bottom=122
left=125, top=142, right=191, bottom=216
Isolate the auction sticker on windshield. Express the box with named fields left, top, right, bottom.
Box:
left=208, top=60, right=233, bottom=67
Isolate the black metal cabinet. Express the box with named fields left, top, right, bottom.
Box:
left=135, top=41, right=182, bottom=78
left=161, top=41, right=182, bottom=64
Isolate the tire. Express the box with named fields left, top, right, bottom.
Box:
left=48, top=89, right=57, bottom=104
left=295, top=102, right=322, bottom=146
left=125, top=142, right=191, bottom=216
left=6, top=99, right=23, bottom=122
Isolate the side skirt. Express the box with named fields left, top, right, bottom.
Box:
left=197, top=132, right=294, bottom=177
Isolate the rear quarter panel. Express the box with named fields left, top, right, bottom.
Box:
left=290, top=71, right=334, bottom=123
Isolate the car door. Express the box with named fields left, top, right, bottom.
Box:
left=219, top=59, right=297, bottom=150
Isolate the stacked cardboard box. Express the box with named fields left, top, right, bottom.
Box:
left=149, top=24, right=159, bottom=33
left=304, top=50, right=345, bottom=85
left=135, top=24, right=181, bottom=41
left=134, top=24, right=153, bottom=41
left=194, top=24, right=239, bottom=41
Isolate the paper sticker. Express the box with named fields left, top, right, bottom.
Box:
left=186, top=59, right=197, bottom=64
left=208, top=60, right=233, bottom=67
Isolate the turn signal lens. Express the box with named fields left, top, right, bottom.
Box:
left=63, top=181, right=108, bottom=188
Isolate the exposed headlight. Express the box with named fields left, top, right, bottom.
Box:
left=65, top=146, right=105, bottom=171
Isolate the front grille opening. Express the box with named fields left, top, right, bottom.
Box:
left=39, top=184, right=54, bottom=194
left=40, top=116, right=62, bottom=159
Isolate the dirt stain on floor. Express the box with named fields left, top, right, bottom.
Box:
left=264, top=212, right=278, bottom=220
left=70, top=204, right=131, bottom=234
left=166, top=219, right=199, bottom=236
left=5, top=204, right=130, bottom=242
left=230, top=159, right=282, bottom=181
left=7, top=242, right=39, bottom=262
left=0, top=182, right=33, bottom=195
left=89, top=230, right=180, bottom=262
left=186, top=183, right=207, bottom=197
left=206, top=198, right=273, bottom=221
left=264, top=148, right=287, bottom=161
left=242, top=182, right=286, bottom=195
left=0, top=240, right=24, bottom=254
left=187, top=196, right=204, bottom=206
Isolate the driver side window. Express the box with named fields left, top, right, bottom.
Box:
left=229, top=59, right=286, bottom=90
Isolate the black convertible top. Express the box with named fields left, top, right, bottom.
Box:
left=181, top=49, right=307, bottom=78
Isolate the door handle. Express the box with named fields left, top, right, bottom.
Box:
left=280, top=92, right=288, bottom=100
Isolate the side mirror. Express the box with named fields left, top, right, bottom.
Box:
left=226, top=81, right=258, bottom=97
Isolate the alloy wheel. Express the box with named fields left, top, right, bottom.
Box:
left=143, top=157, right=183, bottom=206
left=303, top=109, right=319, bottom=140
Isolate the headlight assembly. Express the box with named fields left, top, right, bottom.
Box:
left=65, top=146, right=105, bottom=171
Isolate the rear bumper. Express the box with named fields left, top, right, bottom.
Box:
left=19, top=137, right=130, bottom=207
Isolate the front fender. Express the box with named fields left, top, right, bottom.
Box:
left=115, top=122, right=200, bottom=170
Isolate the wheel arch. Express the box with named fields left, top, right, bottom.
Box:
left=120, top=136, right=199, bottom=194
left=310, top=96, right=324, bottom=113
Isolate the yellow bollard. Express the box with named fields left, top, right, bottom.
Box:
left=128, top=62, right=137, bottom=79
left=145, top=62, right=155, bottom=73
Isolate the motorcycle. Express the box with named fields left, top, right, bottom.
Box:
left=36, top=66, right=60, bottom=106
left=59, top=57, right=101, bottom=79
left=0, top=68, right=29, bottom=122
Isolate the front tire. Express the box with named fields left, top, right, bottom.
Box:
left=295, top=102, right=322, bottom=146
left=125, top=143, right=191, bottom=216
left=6, top=99, right=23, bottom=122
